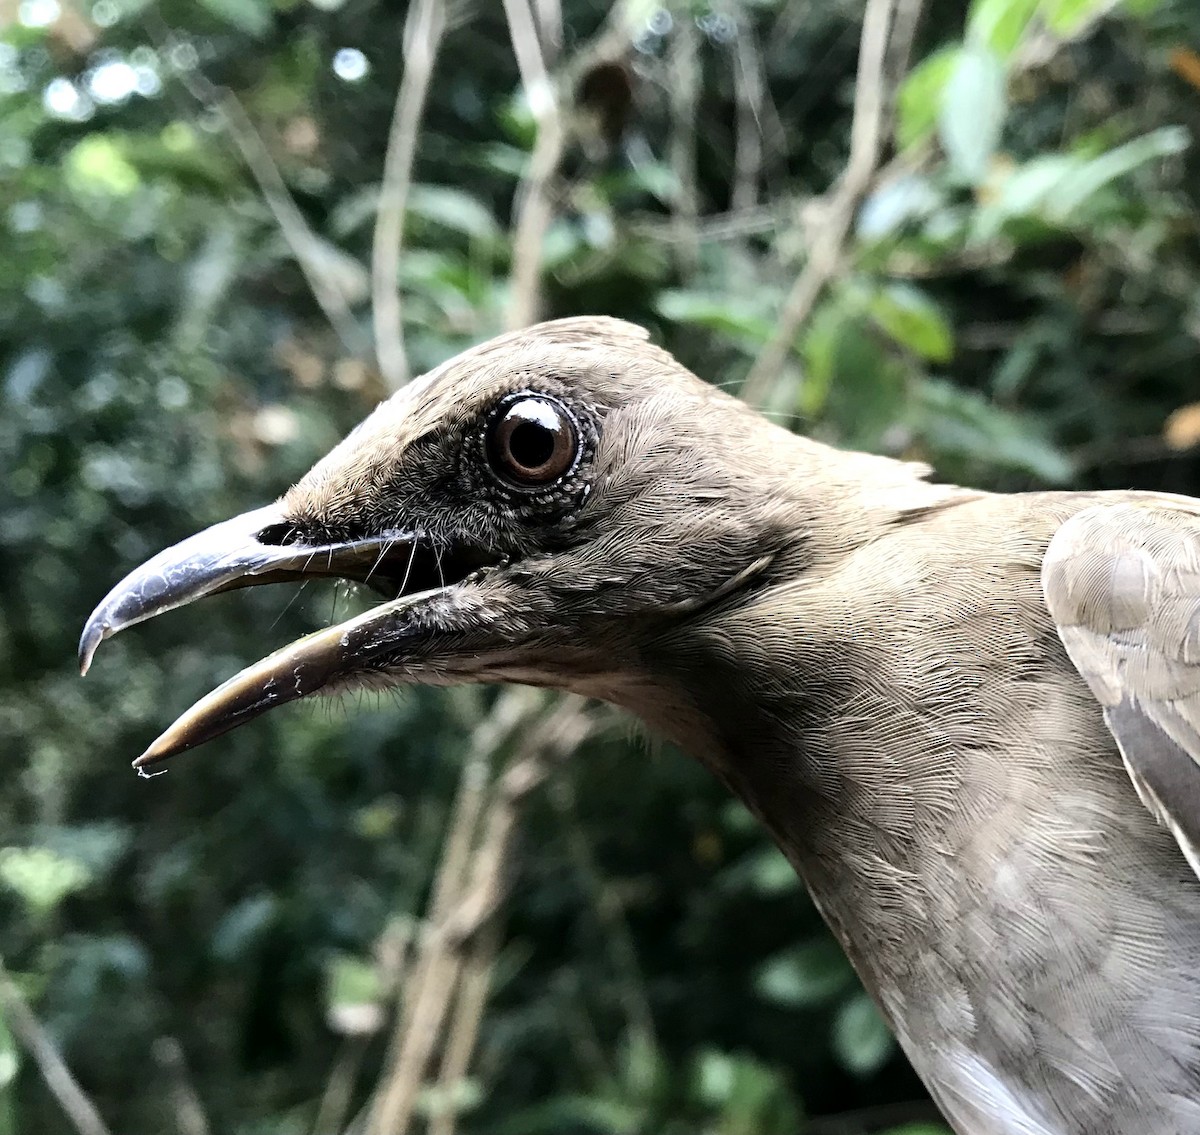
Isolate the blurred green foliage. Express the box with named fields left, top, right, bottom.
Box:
left=1, top=0, right=1198, bottom=1131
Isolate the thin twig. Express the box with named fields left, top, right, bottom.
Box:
left=631, top=203, right=783, bottom=243
left=731, top=8, right=765, bottom=214
left=740, top=0, right=901, bottom=405
left=150, top=34, right=363, bottom=352
left=502, top=0, right=567, bottom=331
left=0, top=959, right=113, bottom=1135
left=501, top=1, right=635, bottom=329
left=311, top=1037, right=368, bottom=1135
left=551, top=777, right=656, bottom=1048
left=427, top=923, right=501, bottom=1135
left=365, top=694, right=593, bottom=1135
left=372, top=0, right=448, bottom=388
left=884, top=0, right=927, bottom=112
left=150, top=1037, right=211, bottom=1135
left=1072, top=434, right=1182, bottom=470
left=667, top=12, right=702, bottom=273
left=441, top=697, right=594, bottom=946
left=367, top=690, right=536, bottom=1135
left=217, top=95, right=364, bottom=350
left=532, top=0, right=563, bottom=65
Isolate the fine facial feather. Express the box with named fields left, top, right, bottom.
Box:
left=80, top=318, right=1200, bottom=1135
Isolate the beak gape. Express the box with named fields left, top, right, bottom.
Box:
left=79, top=503, right=493, bottom=772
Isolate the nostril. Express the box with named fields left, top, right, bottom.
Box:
left=255, top=522, right=306, bottom=546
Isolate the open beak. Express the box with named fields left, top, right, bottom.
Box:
left=79, top=504, right=495, bottom=772
left=123, top=596, right=425, bottom=773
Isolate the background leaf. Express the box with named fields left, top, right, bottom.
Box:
left=967, top=0, right=1041, bottom=57
left=938, top=44, right=1008, bottom=183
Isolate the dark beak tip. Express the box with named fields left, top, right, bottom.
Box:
left=132, top=734, right=176, bottom=773
left=78, top=618, right=108, bottom=676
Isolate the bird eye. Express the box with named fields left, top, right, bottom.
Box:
left=486, top=395, right=579, bottom=488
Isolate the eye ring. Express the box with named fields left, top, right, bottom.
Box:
left=485, top=394, right=580, bottom=489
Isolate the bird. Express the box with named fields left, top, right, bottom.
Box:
left=80, top=316, right=1200, bottom=1135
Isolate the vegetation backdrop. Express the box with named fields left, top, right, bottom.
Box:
left=2, top=0, right=1199, bottom=1132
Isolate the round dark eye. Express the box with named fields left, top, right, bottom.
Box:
left=486, top=396, right=579, bottom=488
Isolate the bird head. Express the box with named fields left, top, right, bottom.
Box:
left=80, top=317, right=934, bottom=773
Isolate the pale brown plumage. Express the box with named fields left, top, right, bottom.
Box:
left=81, top=318, right=1200, bottom=1134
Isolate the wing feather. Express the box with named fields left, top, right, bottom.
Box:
left=1043, top=500, right=1200, bottom=880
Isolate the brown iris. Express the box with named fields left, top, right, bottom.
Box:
left=486, top=395, right=579, bottom=488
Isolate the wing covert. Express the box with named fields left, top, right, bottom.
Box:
left=1042, top=501, right=1200, bottom=879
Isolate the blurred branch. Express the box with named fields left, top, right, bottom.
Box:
left=367, top=690, right=594, bottom=1135
left=210, top=94, right=363, bottom=351
left=367, top=695, right=508, bottom=1135
left=740, top=0, right=908, bottom=405
left=731, top=9, right=766, bottom=214
left=502, top=0, right=566, bottom=331
left=427, top=923, right=501, bottom=1135
left=1071, top=433, right=1182, bottom=470
left=420, top=703, right=595, bottom=1135
left=148, top=27, right=362, bottom=351
left=172, top=216, right=242, bottom=353
left=632, top=204, right=783, bottom=242
left=551, top=777, right=655, bottom=1048
left=668, top=12, right=702, bottom=273
left=312, top=1036, right=368, bottom=1135
left=150, top=1038, right=211, bottom=1135
left=0, top=959, right=113, bottom=1135
left=532, top=0, right=563, bottom=64
left=883, top=0, right=926, bottom=109
left=372, top=0, right=449, bottom=389
left=502, top=1, right=634, bottom=330
left=441, top=698, right=593, bottom=942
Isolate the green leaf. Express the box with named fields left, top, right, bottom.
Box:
left=210, top=894, right=277, bottom=961
left=622, top=160, right=679, bottom=205
left=0, top=847, right=91, bottom=917
left=619, top=1027, right=667, bottom=1104
left=858, top=175, right=945, bottom=240
left=746, top=848, right=801, bottom=895
left=696, top=1049, right=738, bottom=1105
left=655, top=291, right=774, bottom=343
left=895, top=48, right=959, bottom=151
left=198, top=0, right=272, bottom=36
left=1046, top=126, right=1190, bottom=219
left=868, top=283, right=954, bottom=362
left=694, top=1049, right=798, bottom=1134
left=967, top=0, right=1040, bottom=57
left=800, top=300, right=850, bottom=416
left=417, top=1077, right=483, bottom=1119
left=1042, top=0, right=1107, bottom=35
left=325, top=953, right=382, bottom=1012
left=971, top=127, right=1187, bottom=240
left=971, top=153, right=1079, bottom=240
left=916, top=379, right=1075, bottom=482
left=938, top=44, right=1007, bottom=183
left=407, top=185, right=501, bottom=242
left=833, top=992, right=895, bottom=1077
left=64, top=137, right=140, bottom=198
left=755, top=940, right=856, bottom=1008
left=811, top=301, right=911, bottom=448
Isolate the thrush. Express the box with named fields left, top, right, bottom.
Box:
left=81, top=317, right=1200, bottom=1135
